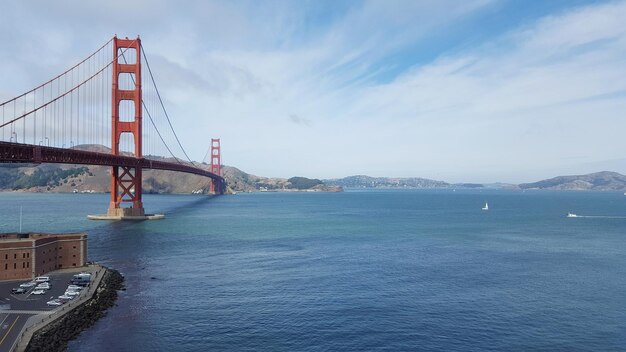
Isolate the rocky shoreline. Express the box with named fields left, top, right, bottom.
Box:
left=25, top=268, right=124, bottom=352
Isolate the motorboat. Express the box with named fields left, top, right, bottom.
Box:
left=482, top=202, right=489, bottom=211
left=567, top=213, right=578, bottom=218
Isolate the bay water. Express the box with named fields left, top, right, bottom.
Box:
left=0, top=190, right=624, bottom=351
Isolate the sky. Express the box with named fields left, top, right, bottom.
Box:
left=1, top=0, right=625, bottom=183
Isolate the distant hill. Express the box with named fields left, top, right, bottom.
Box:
left=324, top=175, right=449, bottom=189
left=222, top=166, right=341, bottom=193
left=325, top=172, right=626, bottom=191
left=519, top=171, right=626, bottom=191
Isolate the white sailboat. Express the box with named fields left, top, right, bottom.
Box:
left=482, top=202, right=489, bottom=211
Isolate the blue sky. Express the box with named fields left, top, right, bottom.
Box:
left=1, top=0, right=625, bottom=183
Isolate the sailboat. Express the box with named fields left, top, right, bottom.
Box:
left=482, top=202, right=489, bottom=211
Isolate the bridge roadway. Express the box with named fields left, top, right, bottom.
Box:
left=0, top=141, right=225, bottom=193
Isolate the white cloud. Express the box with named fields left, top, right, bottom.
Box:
left=325, top=0, right=626, bottom=182
left=1, top=0, right=626, bottom=183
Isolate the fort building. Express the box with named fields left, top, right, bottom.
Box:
left=0, top=233, right=87, bottom=281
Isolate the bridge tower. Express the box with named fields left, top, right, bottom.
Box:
left=209, top=138, right=222, bottom=194
left=108, top=36, right=144, bottom=217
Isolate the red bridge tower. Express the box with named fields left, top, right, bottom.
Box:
left=209, top=138, right=222, bottom=194
left=108, top=36, right=144, bottom=217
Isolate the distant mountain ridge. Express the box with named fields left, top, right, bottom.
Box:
left=222, top=166, right=341, bottom=193
left=519, top=171, right=626, bottom=191
left=325, top=171, right=626, bottom=191
left=324, top=175, right=449, bottom=189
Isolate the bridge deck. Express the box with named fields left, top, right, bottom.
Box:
left=0, top=141, right=223, bottom=183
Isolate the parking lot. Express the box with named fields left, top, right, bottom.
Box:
left=0, top=271, right=93, bottom=312
left=0, top=267, right=98, bottom=351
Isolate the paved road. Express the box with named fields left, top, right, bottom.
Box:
left=0, top=313, right=34, bottom=352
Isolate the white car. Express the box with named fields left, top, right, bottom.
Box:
left=73, top=273, right=91, bottom=281
left=32, top=289, right=46, bottom=295
left=19, top=281, right=36, bottom=289
left=67, top=285, right=83, bottom=291
left=46, top=299, right=63, bottom=306
left=35, top=283, right=50, bottom=290
left=35, top=276, right=50, bottom=283
left=58, top=294, right=74, bottom=300
left=65, top=290, right=80, bottom=296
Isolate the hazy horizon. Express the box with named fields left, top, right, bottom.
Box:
left=264, top=169, right=626, bottom=186
left=1, top=0, right=625, bottom=183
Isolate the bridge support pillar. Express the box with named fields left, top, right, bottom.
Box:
left=108, top=165, right=144, bottom=217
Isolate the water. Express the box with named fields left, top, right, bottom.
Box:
left=1, top=190, right=625, bottom=351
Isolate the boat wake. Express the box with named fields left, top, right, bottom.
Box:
left=567, top=214, right=626, bottom=219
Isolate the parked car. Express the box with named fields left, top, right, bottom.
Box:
left=65, top=290, right=80, bottom=296
left=32, top=289, right=46, bottom=295
left=35, top=276, right=50, bottom=283
left=11, top=288, right=26, bottom=294
left=67, top=285, right=83, bottom=291
left=58, top=294, right=73, bottom=301
left=19, top=281, right=36, bottom=289
left=73, top=273, right=91, bottom=281
left=35, top=283, right=50, bottom=290
left=46, top=299, right=63, bottom=306
left=71, top=279, right=89, bottom=287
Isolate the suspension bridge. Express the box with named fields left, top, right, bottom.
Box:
left=0, top=36, right=226, bottom=220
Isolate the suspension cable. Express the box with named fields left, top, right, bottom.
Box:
left=0, top=41, right=136, bottom=130
left=0, top=38, right=113, bottom=107
left=143, top=100, right=184, bottom=165
left=140, top=44, right=196, bottom=165
left=118, top=51, right=185, bottom=166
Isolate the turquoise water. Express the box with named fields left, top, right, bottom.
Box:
left=1, top=190, right=625, bottom=351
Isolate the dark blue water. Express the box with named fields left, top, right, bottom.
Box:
left=1, top=190, right=625, bottom=351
